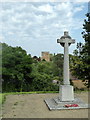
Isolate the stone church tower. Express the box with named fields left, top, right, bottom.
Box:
left=41, top=52, right=50, bottom=62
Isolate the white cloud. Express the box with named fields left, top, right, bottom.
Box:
left=0, top=2, right=87, bottom=56
left=38, top=4, right=53, bottom=13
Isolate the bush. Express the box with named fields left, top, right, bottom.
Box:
left=30, top=73, right=59, bottom=91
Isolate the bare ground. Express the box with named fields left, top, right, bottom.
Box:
left=2, top=92, right=89, bottom=118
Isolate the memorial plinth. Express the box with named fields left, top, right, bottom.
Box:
left=59, top=85, right=74, bottom=101
left=44, top=31, right=89, bottom=110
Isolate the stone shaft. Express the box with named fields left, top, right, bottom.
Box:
left=63, top=40, right=70, bottom=85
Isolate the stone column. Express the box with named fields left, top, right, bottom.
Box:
left=63, top=40, right=70, bottom=85
left=57, top=31, right=75, bottom=102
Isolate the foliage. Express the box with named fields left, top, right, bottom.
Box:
left=69, top=53, right=82, bottom=78
left=31, top=60, right=59, bottom=91
left=52, top=54, right=63, bottom=81
left=70, top=12, right=90, bottom=88
left=30, top=73, right=58, bottom=91
left=81, top=12, right=90, bottom=88
left=37, top=61, right=53, bottom=75
left=2, top=43, right=64, bottom=92
left=2, top=43, right=33, bottom=92
left=30, top=54, right=64, bottom=91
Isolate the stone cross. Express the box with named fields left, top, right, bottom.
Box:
left=57, top=31, right=75, bottom=85
left=57, top=31, right=75, bottom=101
left=44, top=31, right=88, bottom=110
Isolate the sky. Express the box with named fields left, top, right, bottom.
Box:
left=0, top=1, right=89, bottom=57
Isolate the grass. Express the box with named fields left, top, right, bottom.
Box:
left=0, top=91, right=58, bottom=105
left=3, top=89, right=89, bottom=94
left=0, top=90, right=88, bottom=105
left=0, top=93, right=7, bottom=106
left=2, top=91, right=59, bottom=95
left=0, top=94, right=2, bottom=105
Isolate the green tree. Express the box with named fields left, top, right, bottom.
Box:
left=52, top=54, right=63, bottom=82
left=81, top=11, right=90, bottom=88
left=31, top=59, right=59, bottom=91
left=77, top=42, right=83, bottom=56
left=69, top=54, right=83, bottom=79
left=30, top=73, right=58, bottom=91
left=70, top=10, right=90, bottom=88
left=2, top=43, right=33, bottom=92
left=37, top=61, right=53, bottom=75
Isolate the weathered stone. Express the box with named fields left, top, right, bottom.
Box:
left=45, top=97, right=89, bottom=110
left=44, top=31, right=89, bottom=110
left=59, top=85, right=74, bottom=101
left=57, top=31, right=75, bottom=101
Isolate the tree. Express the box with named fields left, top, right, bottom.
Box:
left=69, top=42, right=84, bottom=79
left=2, top=43, right=33, bottom=92
left=30, top=73, right=58, bottom=91
left=69, top=53, right=84, bottom=79
left=70, top=8, right=90, bottom=88
left=81, top=10, right=90, bottom=88
left=37, top=61, right=53, bottom=75
left=77, top=42, right=83, bottom=56
left=30, top=56, right=61, bottom=91
left=52, top=54, right=63, bottom=82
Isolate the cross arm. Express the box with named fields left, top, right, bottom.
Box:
left=57, top=38, right=75, bottom=44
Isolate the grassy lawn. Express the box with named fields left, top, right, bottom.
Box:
left=0, top=90, right=88, bottom=106
left=1, top=91, right=59, bottom=96
left=0, top=91, right=58, bottom=105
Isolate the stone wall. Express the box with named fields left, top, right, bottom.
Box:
left=41, top=52, right=50, bottom=62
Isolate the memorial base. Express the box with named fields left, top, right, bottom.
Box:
left=44, top=97, right=89, bottom=110
left=44, top=85, right=89, bottom=110
left=59, top=85, right=74, bottom=101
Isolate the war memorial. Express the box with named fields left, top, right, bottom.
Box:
left=45, top=31, right=89, bottom=110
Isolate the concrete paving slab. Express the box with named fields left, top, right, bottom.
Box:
left=44, top=97, right=89, bottom=110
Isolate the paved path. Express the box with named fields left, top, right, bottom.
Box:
left=2, top=92, right=89, bottom=118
